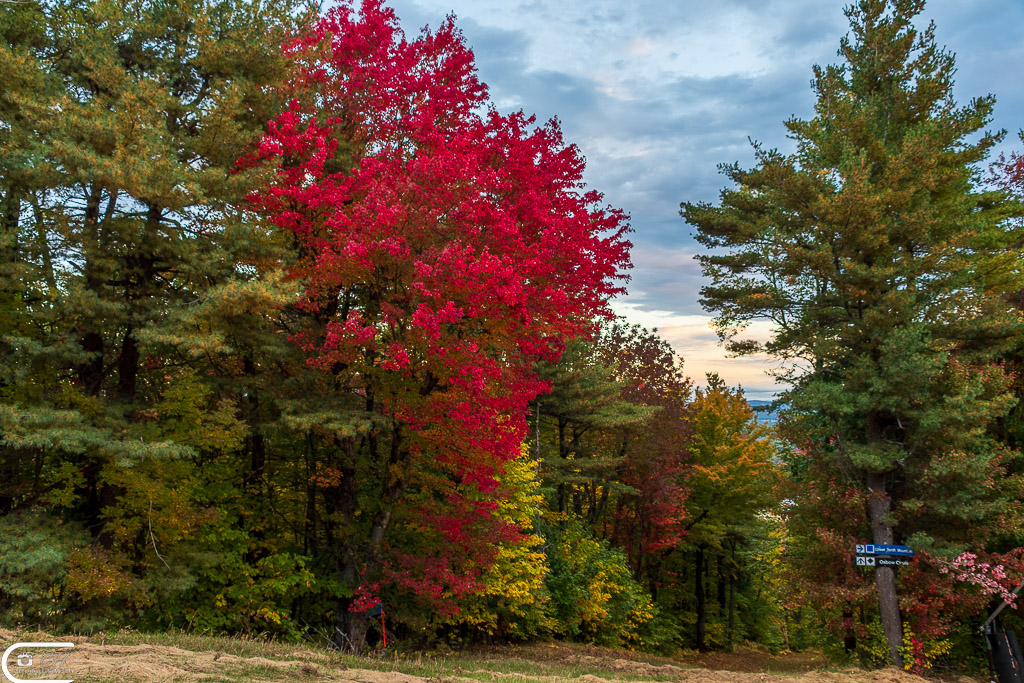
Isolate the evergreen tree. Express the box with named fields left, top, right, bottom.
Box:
left=0, top=0, right=308, bottom=625
left=682, top=0, right=1024, bottom=666
left=533, top=337, right=653, bottom=520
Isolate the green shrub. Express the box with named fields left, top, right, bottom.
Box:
left=543, top=519, right=655, bottom=649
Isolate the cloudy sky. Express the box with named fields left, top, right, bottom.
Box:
left=388, top=0, right=1024, bottom=399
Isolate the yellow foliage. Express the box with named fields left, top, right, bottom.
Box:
left=65, top=546, right=144, bottom=605
left=863, top=620, right=952, bottom=672
left=545, top=519, right=655, bottom=649
left=901, top=626, right=952, bottom=673
left=448, top=445, right=553, bottom=637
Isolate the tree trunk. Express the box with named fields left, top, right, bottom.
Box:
left=2, top=182, right=20, bottom=263
left=717, top=552, right=727, bottom=613
left=333, top=507, right=393, bottom=652
left=331, top=421, right=405, bottom=652
left=843, top=608, right=856, bottom=653
left=335, top=602, right=371, bottom=652
left=866, top=470, right=902, bottom=667
left=78, top=331, right=105, bottom=396
left=301, top=432, right=317, bottom=557
left=727, top=540, right=736, bottom=649
left=79, top=185, right=106, bottom=397
left=116, top=326, right=140, bottom=399
left=695, top=544, right=707, bottom=651
left=782, top=610, right=791, bottom=651
left=31, top=196, right=57, bottom=296
left=243, top=356, right=267, bottom=490
left=326, top=435, right=360, bottom=651
left=557, top=418, right=568, bottom=513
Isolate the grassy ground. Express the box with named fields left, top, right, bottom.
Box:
left=0, top=627, right=984, bottom=682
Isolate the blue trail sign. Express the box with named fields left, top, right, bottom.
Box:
left=855, top=544, right=914, bottom=557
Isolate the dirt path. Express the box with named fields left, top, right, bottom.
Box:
left=0, top=629, right=984, bottom=682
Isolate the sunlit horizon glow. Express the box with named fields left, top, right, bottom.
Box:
left=609, top=297, right=781, bottom=400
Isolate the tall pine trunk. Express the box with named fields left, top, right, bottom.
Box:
left=867, top=470, right=902, bottom=667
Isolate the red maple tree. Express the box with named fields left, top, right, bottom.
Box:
left=244, top=0, right=631, bottom=647
left=598, top=324, right=693, bottom=579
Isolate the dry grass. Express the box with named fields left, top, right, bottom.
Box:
left=0, top=627, right=985, bottom=682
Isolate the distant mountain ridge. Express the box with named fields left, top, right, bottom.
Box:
left=747, top=399, right=779, bottom=426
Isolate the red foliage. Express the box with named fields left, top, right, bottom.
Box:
left=784, top=441, right=1024, bottom=642
left=600, top=324, right=693, bottom=572
left=993, top=146, right=1024, bottom=198
left=782, top=458, right=880, bottom=635
left=246, top=0, right=631, bottom=611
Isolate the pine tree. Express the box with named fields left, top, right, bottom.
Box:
left=682, top=0, right=1024, bottom=665
left=533, top=337, right=653, bottom=519
left=0, top=0, right=308, bottom=621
